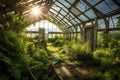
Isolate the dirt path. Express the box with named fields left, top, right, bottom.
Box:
left=47, top=44, right=89, bottom=80
left=54, top=59, right=89, bottom=80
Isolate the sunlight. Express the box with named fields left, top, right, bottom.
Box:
left=31, top=6, right=40, bottom=15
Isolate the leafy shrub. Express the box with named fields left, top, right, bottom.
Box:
left=0, top=30, right=32, bottom=80
left=93, top=48, right=116, bottom=72
left=85, top=71, right=105, bottom=80
left=93, top=48, right=113, bottom=60
left=53, top=39, right=64, bottom=47
left=64, top=41, right=92, bottom=61
left=76, top=42, right=92, bottom=61
left=0, top=29, right=51, bottom=80
left=32, top=48, right=49, bottom=62
left=97, top=32, right=120, bottom=48
left=109, top=40, right=120, bottom=60
left=48, top=36, right=60, bottom=43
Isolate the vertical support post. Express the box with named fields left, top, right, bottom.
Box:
left=94, top=18, right=98, bottom=49
left=75, top=28, right=78, bottom=42
left=69, top=32, right=71, bottom=41
left=82, top=23, right=86, bottom=42
left=66, top=30, right=69, bottom=40
left=71, top=32, right=74, bottom=41
left=104, top=18, right=109, bottom=34
left=103, top=18, right=109, bottom=47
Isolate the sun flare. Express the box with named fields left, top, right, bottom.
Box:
left=31, top=6, right=40, bottom=15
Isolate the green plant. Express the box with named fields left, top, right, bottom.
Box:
left=32, top=48, right=49, bottom=62
left=85, top=71, right=105, bottom=80
left=109, top=40, right=120, bottom=60
left=53, top=39, right=64, bottom=47
left=93, top=48, right=113, bottom=60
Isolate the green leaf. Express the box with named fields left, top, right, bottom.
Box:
left=1, top=56, right=12, bottom=65
left=9, top=66, right=21, bottom=80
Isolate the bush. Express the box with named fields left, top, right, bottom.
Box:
left=109, top=40, right=120, bottom=60
left=64, top=41, right=92, bottom=61
left=76, top=42, right=92, bottom=61
left=53, top=39, right=64, bottom=47
left=93, top=48, right=116, bottom=72
left=85, top=71, right=105, bottom=80
left=93, top=48, right=113, bottom=60
left=32, top=48, right=49, bottom=62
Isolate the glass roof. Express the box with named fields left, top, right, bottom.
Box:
left=46, top=0, right=120, bottom=31
left=66, top=0, right=75, bottom=4
left=96, top=0, right=119, bottom=14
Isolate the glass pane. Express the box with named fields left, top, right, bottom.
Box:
left=78, top=15, right=88, bottom=21
left=61, top=22, right=68, bottom=28
left=72, top=27, right=76, bottom=32
left=27, top=20, right=62, bottom=33
left=67, top=21, right=73, bottom=26
left=69, top=28, right=73, bottom=32
left=56, top=16, right=62, bottom=21
left=66, top=14, right=71, bottom=20
left=105, top=0, right=119, bottom=11
left=69, top=13, right=75, bottom=19
left=96, top=1, right=119, bottom=14
left=57, top=14, right=64, bottom=19
left=76, top=26, right=80, bottom=31
left=87, top=0, right=101, bottom=5
left=58, top=0, right=71, bottom=8
left=63, top=7, right=69, bottom=12
left=55, top=1, right=64, bottom=8
left=66, top=0, right=75, bottom=4
left=54, top=3, right=69, bottom=13
left=70, top=7, right=80, bottom=16
left=49, top=9, right=58, bottom=15
left=109, top=18, right=114, bottom=28
left=85, top=9, right=96, bottom=18
left=61, top=20, right=70, bottom=27
left=53, top=0, right=56, bottom=2
left=112, top=14, right=120, bottom=28
left=52, top=5, right=61, bottom=12
left=63, top=18, right=70, bottom=24
left=76, top=2, right=86, bottom=12
left=98, top=19, right=106, bottom=29
left=71, top=19, right=77, bottom=24
left=60, top=10, right=67, bottom=15
left=62, top=18, right=72, bottom=26
left=75, top=18, right=81, bottom=23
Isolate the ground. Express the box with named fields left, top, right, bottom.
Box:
left=47, top=43, right=91, bottom=80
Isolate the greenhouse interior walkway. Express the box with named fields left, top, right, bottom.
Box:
left=0, top=0, right=120, bottom=80
left=47, top=43, right=93, bottom=80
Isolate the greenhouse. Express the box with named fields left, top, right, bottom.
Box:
left=0, top=0, right=120, bottom=80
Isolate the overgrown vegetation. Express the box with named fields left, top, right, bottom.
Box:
left=1, top=1, right=120, bottom=79
left=0, top=12, right=55, bottom=80
left=49, top=31, right=120, bottom=80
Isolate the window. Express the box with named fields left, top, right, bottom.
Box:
left=87, top=0, right=101, bottom=5
left=85, top=9, right=96, bottom=18
left=78, top=15, right=88, bottom=21
left=75, top=18, right=81, bottom=23
left=60, top=10, right=67, bottom=15
left=58, top=0, right=71, bottom=8
left=66, top=0, right=75, bottom=4
left=70, top=7, right=80, bottom=16
left=76, top=1, right=88, bottom=12
left=96, top=0, right=119, bottom=14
